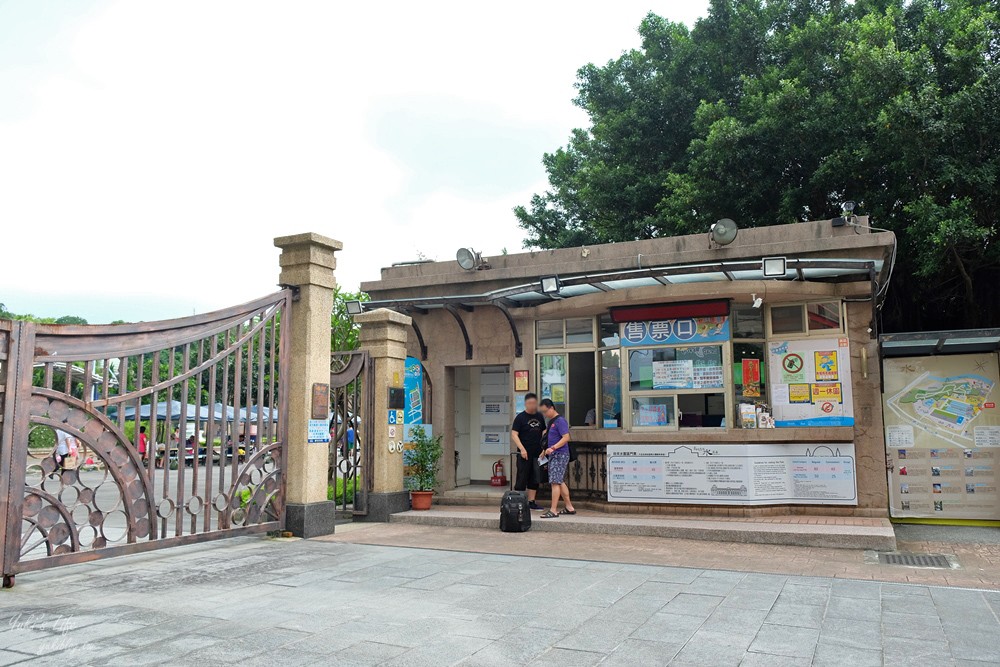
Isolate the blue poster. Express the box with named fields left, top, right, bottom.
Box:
left=404, top=356, right=423, bottom=425
left=620, top=316, right=730, bottom=347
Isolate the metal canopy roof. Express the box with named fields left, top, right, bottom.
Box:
left=880, top=329, right=1000, bottom=357
left=363, top=257, right=883, bottom=311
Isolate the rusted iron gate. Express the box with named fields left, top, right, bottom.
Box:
left=329, top=350, right=374, bottom=518
left=0, top=291, right=291, bottom=587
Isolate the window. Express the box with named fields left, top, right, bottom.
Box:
left=631, top=396, right=675, bottom=428
left=770, top=306, right=805, bottom=334
left=536, top=318, right=595, bottom=348
left=731, top=305, right=764, bottom=339
left=628, top=348, right=675, bottom=390
left=536, top=320, right=564, bottom=348
left=600, top=349, right=622, bottom=428
left=599, top=315, right=621, bottom=347
left=538, top=354, right=567, bottom=415
left=732, top=343, right=767, bottom=429
left=807, top=302, right=841, bottom=331
left=768, top=302, right=844, bottom=337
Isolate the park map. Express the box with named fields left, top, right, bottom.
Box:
left=886, top=371, right=996, bottom=448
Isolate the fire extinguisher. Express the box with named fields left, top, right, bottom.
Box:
left=490, top=458, right=507, bottom=487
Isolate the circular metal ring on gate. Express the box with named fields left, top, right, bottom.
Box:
left=213, top=493, right=229, bottom=512
left=186, top=496, right=204, bottom=515
left=156, top=498, right=175, bottom=519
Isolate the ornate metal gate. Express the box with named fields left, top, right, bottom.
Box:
left=329, top=350, right=374, bottom=518
left=0, top=291, right=291, bottom=586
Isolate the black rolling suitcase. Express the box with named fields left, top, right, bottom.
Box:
left=499, top=490, right=531, bottom=533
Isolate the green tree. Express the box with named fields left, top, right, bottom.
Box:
left=331, top=287, right=369, bottom=352
left=517, top=0, right=1000, bottom=331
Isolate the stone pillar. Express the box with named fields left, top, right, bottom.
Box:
left=274, top=232, right=341, bottom=537
left=356, top=308, right=412, bottom=521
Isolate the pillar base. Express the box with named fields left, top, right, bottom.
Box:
left=361, top=491, right=411, bottom=522
left=285, top=501, right=338, bottom=538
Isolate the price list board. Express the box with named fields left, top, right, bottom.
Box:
left=607, top=444, right=857, bottom=506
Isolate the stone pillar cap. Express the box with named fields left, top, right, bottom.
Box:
left=274, top=232, right=344, bottom=252
left=355, top=308, right=412, bottom=326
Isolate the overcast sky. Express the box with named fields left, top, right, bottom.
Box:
left=0, top=1, right=709, bottom=323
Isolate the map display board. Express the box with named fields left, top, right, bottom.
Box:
left=883, top=353, right=1000, bottom=519
left=767, top=338, right=854, bottom=427
left=607, top=443, right=857, bottom=505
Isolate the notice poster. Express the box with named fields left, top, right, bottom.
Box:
left=637, top=404, right=669, bottom=427
left=514, top=370, right=529, bottom=392
left=883, top=353, right=1000, bottom=520
left=607, top=443, right=857, bottom=505
left=767, top=338, right=854, bottom=427
left=653, top=360, right=694, bottom=389
left=742, top=359, right=761, bottom=398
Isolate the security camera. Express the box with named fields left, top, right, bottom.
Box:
left=751, top=294, right=763, bottom=309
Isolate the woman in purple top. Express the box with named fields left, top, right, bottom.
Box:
left=538, top=398, right=576, bottom=518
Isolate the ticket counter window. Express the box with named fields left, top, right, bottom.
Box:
left=631, top=396, right=676, bottom=429
left=600, top=349, right=622, bottom=428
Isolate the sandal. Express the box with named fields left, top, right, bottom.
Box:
left=540, top=510, right=558, bottom=518
left=558, top=509, right=577, bottom=515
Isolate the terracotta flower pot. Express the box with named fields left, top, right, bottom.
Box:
left=410, top=490, right=434, bottom=511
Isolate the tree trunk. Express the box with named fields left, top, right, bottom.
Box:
left=951, top=246, right=978, bottom=328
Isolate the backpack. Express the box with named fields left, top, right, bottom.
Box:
left=499, top=490, right=531, bottom=533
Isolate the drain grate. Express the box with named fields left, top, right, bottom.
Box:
left=879, top=552, right=952, bottom=568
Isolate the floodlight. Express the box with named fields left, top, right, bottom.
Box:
left=456, top=248, right=478, bottom=271
left=751, top=294, right=763, bottom=309
left=345, top=300, right=364, bottom=316
left=842, top=201, right=856, bottom=214
left=540, top=275, right=561, bottom=294
left=709, top=218, right=739, bottom=247
left=762, top=257, right=787, bottom=278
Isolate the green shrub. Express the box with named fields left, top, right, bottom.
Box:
left=327, top=478, right=356, bottom=504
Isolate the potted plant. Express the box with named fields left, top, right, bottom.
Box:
left=406, top=425, right=442, bottom=510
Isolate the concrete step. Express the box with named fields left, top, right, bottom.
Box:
left=390, top=508, right=897, bottom=551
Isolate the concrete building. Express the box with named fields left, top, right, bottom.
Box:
left=361, top=218, right=895, bottom=517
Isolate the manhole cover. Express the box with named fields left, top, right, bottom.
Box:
left=878, top=553, right=953, bottom=568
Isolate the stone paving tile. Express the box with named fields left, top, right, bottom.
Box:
left=659, top=592, right=725, bottom=618
left=600, top=638, right=680, bottom=666
left=941, top=625, right=1000, bottom=663
left=631, top=611, right=706, bottom=644
left=670, top=635, right=746, bottom=667
left=747, top=623, right=820, bottom=659
left=882, top=593, right=940, bottom=616
left=765, top=601, right=825, bottom=629
left=382, top=634, right=492, bottom=667
left=812, top=642, right=882, bottom=667
left=529, top=647, right=605, bottom=666
left=775, top=582, right=831, bottom=606
left=881, top=610, right=946, bottom=641
left=554, top=619, right=637, bottom=654
left=825, top=595, right=880, bottom=621
left=817, top=617, right=882, bottom=651
left=882, top=636, right=954, bottom=666
left=718, top=588, right=780, bottom=611
left=830, top=579, right=881, bottom=600
left=459, top=626, right=567, bottom=665
left=739, top=652, right=812, bottom=667
left=332, top=640, right=410, bottom=666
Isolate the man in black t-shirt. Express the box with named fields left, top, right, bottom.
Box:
left=511, top=392, right=545, bottom=510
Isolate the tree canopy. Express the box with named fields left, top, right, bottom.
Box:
left=515, top=0, right=1000, bottom=331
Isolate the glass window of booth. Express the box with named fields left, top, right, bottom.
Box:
left=535, top=318, right=599, bottom=427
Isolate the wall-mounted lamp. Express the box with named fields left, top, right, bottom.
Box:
left=762, top=256, right=787, bottom=278
left=346, top=300, right=364, bottom=316
left=540, top=275, right=561, bottom=294
left=751, top=294, right=763, bottom=309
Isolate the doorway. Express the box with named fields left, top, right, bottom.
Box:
left=452, top=365, right=511, bottom=488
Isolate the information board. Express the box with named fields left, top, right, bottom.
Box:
left=607, top=443, right=857, bottom=505
left=883, top=353, right=1000, bottom=520
left=621, top=317, right=729, bottom=347
left=767, top=338, right=854, bottom=427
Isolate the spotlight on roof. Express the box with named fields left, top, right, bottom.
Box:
left=709, top=218, right=739, bottom=247
left=345, top=300, right=364, bottom=316
left=833, top=200, right=857, bottom=227
left=456, top=248, right=489, bottom=271
left=762, top=256, right=787, bottom=278
left=540, top=275, right=562, bottom=295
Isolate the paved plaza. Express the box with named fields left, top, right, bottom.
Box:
left=1, top=530, right=999, bottom=665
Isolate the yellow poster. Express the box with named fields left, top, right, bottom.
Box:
left=551, top=383, right=566, bottom=403
left=814, top=351, right=839, bottom=381
left=789, top=384, right=812, bottom=404
left=811, top=383, right=843, bottom=404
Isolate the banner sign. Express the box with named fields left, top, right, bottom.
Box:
left=607, top=443, right=857, bottom=505
left=621, top=317, right=729, bottom=347
left=404, top=356, right=423, bottom=425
